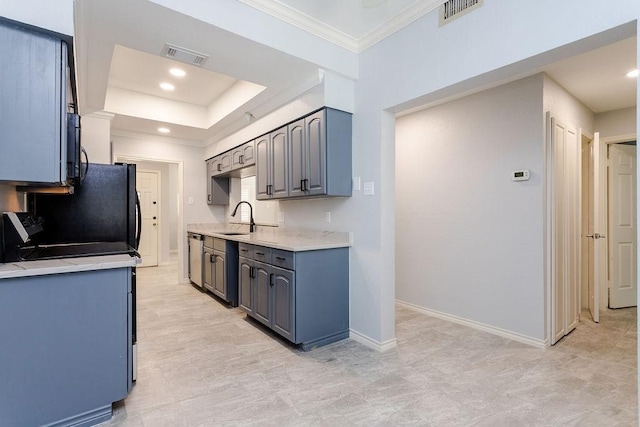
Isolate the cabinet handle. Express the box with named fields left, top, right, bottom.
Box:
left=275, top=256, right=285, bottom=261
left=240, top=249, right=248, bottom=253
left=250, top=266, right=255, bottom=279
left=267, top=184, right=273, bottom=195
left=217, top=164, right=221, bottom=172
left=210, top=254, right=215, bottom=263
left=208, top=195, right=211, bottom=202
left=256, top=251, right=265, bottom=256
left=239, top=155, right=244, bottom=164
left=270, top=273, right=274, bottom=287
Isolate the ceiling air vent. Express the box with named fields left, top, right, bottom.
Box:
left=439, top=0, right=484, bottom=26
left=160, top=43, right=209, bottom=67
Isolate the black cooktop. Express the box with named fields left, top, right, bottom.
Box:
left=17, top=241, right=136, bottom=261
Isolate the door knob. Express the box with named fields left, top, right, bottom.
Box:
left=153, top=223, right=157, bottom=226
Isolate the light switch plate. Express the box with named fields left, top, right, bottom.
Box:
left=325, top=211, right=331, bottom=223
left=187, top=196, right=194, bottom=205
left=353, top=176, right=361, bottom=191
left=363, top=181, right=374, bottom=196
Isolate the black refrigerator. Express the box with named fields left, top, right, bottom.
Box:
left=28, top=162, right=141, bottom=383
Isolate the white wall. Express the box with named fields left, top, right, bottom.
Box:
left=352, top=0, right=638, bottom=346
left=396, top=75, right=546, bottom=341
left=595, top=107, right=638, bottom=139
left=543, top=75, right=594, bottom=133
left=168, top=163, right=179, bottom=252
left=81, top=113, right=113, bottom=164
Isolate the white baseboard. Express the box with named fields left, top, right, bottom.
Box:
left=349, top=329, right=397, bottom=352
left=180, top=278, right=191, bottom=285
left=396, top=300, right=546, bottom=349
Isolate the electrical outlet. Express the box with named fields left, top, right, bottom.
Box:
left=187, top=196, right=194, bottom=205
left=278, top=211, right=285, bottom=223
left=325, top=211, right=331, bottom=223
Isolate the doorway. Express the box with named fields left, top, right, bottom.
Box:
left=115, top=156, right=182, bottom=272
left=137, top=170, right=160, bottom=267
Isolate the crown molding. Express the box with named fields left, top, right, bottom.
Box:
left=359, top=0, right=443, bottom=51
left=238, top=0, right=444, bottom=53
left=110, top=128, right=206, bottom=148
left=238, top=0, right=359, bottom=52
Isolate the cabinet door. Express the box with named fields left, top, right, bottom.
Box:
left=271, top=127, right=289, bottom=198
left=242, top=141, right=255, bottom=165
left=212, top=250, right=226, bottom=299
left=238, top=257, right=253, bottom=315
left=203, top=249, right=214, bottom=292
left=206, top=160, right=213, bottom=204
left=255, top=135, right=270, bottom=200
left=253, top=261, right=271, bottom=327
left=288, top=118, right=306, bottom=197
left=219, top=152, right=232, bottom=174
left=211, top=157, right=222, bottom=176
left=231, top=147, right=243, bottom=170
left=305, top=110, right=326, bottom=195
left=272, top=266, right=295, bottom=341
left=0, top=23, right=65, bottom=183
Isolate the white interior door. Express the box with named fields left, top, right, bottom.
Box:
left=548, top=114, right=580, bottom=345
left=608, top=143, right=637, bottom=308
left=588, top=132, right=603, bottom=322
left=137, top=171, right=159, bottom=267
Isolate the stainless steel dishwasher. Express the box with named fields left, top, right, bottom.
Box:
left=188, top=233, right=204, bottom=288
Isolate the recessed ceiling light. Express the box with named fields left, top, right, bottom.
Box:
left=158, top=127, right=171, bottom=133
left=159, top=82, right=175, bottom=91
left=626, top=69, right=639, bottom=78
left=169, top=68, right=186, bottom=77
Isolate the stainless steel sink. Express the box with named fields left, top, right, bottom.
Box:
left=217, top=231, right=249, bottom=236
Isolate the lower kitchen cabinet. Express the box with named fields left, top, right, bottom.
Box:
left=238, top=243, right=348, bottom=350
left=203, top=236, right=238, bottom=306
left=0, top=267, right=132, bottom=426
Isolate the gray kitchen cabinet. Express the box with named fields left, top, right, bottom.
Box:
left=0, top=267, right=132, bottom=426
left=232, top=140, right=255, bottom=170
left=288, top=108, right=352, bottom=198
left=206, top=159, right=229, bottom=205
left=0, top=19, right=73, bottom=184
left=256, top=134, right=270, bottom=199
left=256, top=126, right=289, bottom=200
left=238, top=256, right=253, bottom=314
left=203, top=236, right=238, bottom=306
left=237, top=242, right=348, bottom=350
left=210, top=153, right=232, bottom=176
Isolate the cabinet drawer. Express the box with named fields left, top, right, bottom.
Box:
left=214, top=238, right=226, bottom=251
left=203, top=236, right=215, bottom=249
left=238, top=243, right=253, bottom=258
left=253, top=246, right=271, bottom=263
left=271, top=249, right=294, bottom=270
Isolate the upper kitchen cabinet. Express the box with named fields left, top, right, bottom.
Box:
left=231, top=140, right=255, bottom=170
left=256, top=127, right=289, bottom=200
left=0, top=18, right=77, bottom=185
left=288, top=108, right=351, bottom=198
left=211, top=152, right=232, bottom=176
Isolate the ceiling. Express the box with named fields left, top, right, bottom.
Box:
left=74, top=0, right=637, bottom=145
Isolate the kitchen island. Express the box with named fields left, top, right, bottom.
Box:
left=188, top=225, right=351, bottom=350
left=0, top=254, right=136, bottom=427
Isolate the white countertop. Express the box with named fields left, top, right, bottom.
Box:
left=187, top=224, right=351, bottom=251
left=0, top=254, right=138, bottom=280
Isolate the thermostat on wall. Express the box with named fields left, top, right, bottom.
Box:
left=511, top=170, right=530, bottom=181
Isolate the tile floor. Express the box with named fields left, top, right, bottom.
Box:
left=100, top=259, right=638, bottom=426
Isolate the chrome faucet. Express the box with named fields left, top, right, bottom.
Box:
left=231, top=201, right=255, bottom=232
